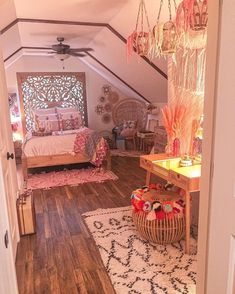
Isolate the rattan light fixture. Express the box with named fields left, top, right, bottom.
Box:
left=151, top=0, right=179, bottom=58
left=127, top=0, right=152, bottom=59
left=176, top=0, right=208, bottom=33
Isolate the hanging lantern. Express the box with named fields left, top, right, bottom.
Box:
left=162, top=21, right=178, bottom=54
left=176, top=0, right=208, bottom=33
left=127, top=0, right=152, bottom=59
left=190, top=0, right=208, bottom=31
left=151, top=0, right=179, bottom=58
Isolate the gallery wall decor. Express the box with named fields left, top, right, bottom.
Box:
left=108, top=91, right=119, bottom=104
left=102, top=113, right=112, bottom=124
left=17, top=72, right=88, bottom=135
left=102, top=85, right=111, bottom=96
left=104, top=103, right=113, bottom=113
left=95, top=104, right=105, bottom=115
left=95, top=85, right=120, bottom=125
left=8, top=93, right=20, bottom=119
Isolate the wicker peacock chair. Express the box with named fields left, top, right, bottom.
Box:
left=112, top=98, right=148, bottom=149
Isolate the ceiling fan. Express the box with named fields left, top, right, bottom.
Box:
left=47, top=37, right=93, bottom=60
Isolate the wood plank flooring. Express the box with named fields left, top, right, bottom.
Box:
left=16, top=156, right=163, bottom=294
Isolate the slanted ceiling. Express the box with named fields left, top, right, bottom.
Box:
left=0, top=0, right=176, bottom=103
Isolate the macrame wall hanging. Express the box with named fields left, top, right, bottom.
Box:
left=151, top=0, right=179, bottom=58
left=127, top=0, right=152, bottom=59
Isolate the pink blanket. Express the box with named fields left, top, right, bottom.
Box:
left=74, top=128, right=109, bottom=167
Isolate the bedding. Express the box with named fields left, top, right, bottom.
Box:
left=34, top=113, right=61, bottom=132
left=23, top=127, right=109, bottom=167
left=32, top=107, right=82, bottom=133
left=74, top=128, right=109, bottom=166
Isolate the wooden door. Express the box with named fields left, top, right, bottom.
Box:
left=205, top=0, right=235, bottom=292
left=0, top=50, right=19, bottom=292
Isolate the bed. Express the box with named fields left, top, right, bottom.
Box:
left=17, top=72, right=111, bottom=181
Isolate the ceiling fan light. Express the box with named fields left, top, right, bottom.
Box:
left=54, top=53, right=70, bottom=61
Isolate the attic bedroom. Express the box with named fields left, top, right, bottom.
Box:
left=1, top=0, right=232, bottom=294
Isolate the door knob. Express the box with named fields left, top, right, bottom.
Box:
left=4, top=230, right=9, bottom=248
left=7, top=152, right=14, bottom=160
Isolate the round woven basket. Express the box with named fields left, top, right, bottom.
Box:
left=132, top=211, right=185, bottom=245
left=132, top=191, right=185, bottom=245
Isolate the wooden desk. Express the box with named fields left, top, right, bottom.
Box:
left=140, top=153, right=201, bottom=254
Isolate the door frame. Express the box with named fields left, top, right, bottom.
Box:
left=196, top=0, right=221, bottom=293
left=0, top=160, right=19, bottom=294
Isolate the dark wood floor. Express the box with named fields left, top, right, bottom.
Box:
left=16, top=156, right=163, bottom=294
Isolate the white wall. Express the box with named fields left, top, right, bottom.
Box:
left=5, top=54, right=155, bottom=133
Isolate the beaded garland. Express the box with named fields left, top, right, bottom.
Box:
left=131, top=184, right=185, bottom=220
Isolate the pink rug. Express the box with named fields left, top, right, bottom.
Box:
left=27, top=168, right=118, bottom=190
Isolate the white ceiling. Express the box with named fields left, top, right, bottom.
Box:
left=14, top=0, right=129, bottom=23
left=0, top=0, right=173, bottom=103
left=18, top=22, right=102, bottom=48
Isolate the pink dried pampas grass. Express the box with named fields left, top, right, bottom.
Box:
left=162, top=104, right=186, bottom=139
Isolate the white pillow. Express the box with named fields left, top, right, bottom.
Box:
left=33, top=107, right=56, bottom=116
left=34, top=113, right=60, bottom=132
left=56, top=107, right=78, bottom=114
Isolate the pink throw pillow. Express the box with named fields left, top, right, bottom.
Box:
left=59, top=112, right=82, bottom=130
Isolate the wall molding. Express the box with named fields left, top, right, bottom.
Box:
left=4, top=46, right=151, bottom=103
left=1, top=18, right=167, bottom=79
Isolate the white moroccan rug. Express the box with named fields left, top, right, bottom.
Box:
left=83, top=206, right=197, bottom=294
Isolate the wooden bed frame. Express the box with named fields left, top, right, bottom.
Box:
left=17, top=72, right=111, bottom=181
left=21, top=150, right=111, bottom=180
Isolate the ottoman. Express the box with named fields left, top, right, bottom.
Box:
left=131, top=184, right=185, bottom=245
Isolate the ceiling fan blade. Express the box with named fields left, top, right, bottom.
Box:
left=68, top=48, right=93, bottom=52
left=52, top=44, right=70, bottom=52
left=69, top=52, right=86, bottom=57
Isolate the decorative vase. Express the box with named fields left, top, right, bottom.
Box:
left=173, top=137, right=181, bottom=157
left=165, top=136, right=173, bottom=155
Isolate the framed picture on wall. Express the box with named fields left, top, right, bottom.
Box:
left=8, top=92, right=20, bottom=119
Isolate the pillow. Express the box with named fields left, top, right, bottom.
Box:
left=120, top=128, right=137, bottom=138
left=34, top=113, right=60, bottom=132
left=59, top=112, right=82, bottom=131
left=56, top=107, right=78, bottom=114
left=32, top=131, right=52, bottom=137
left=33, top=107, right=56, bottom=116
left=123, top=120, right=137, bottom=130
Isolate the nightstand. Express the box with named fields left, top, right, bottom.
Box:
left=137, top=131, right=155, bottom=152
left=13, top=140, right=22, bottom=164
